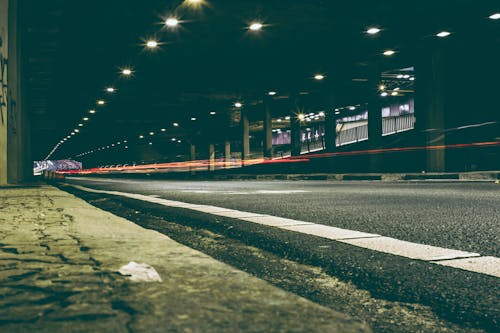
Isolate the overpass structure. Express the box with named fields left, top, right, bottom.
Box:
left=1, top=0, right=499, bottom=184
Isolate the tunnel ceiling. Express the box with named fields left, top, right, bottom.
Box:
left=21, top=0, right=500, bottom=160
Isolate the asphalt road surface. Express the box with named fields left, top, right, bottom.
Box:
left=62, top=177, right=500, bottom=333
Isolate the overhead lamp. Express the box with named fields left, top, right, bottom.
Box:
left=74, top=129, right=79, bottom=133
left=379, top=84, right=386, bottom=91
left=409, top=77, right=415, bottom=81
left=191, top=117, right=197, bottom=121
left=383, top=50, right=395, bottom=56
left=210, top=111, right=216, bottom=115
left=366, top=27, right=381, bottom=35
left=381, top=92, right=388, bottom=97
left=106, top=87, right=115, bottom=93
left=83, top=117, right=89, bottom=121
left=314, top=74, right=325, bottom=80
left=436, top=31, right=451, bottom=38
left=122, top=68, right=132, bottom=76
left=139, top=135, right=144, bottom=139
left=166, top=17, right=179, bottom=27
left=146, top=40, right=158, bottom=48
left=249, top=22, right=263, bottom=31
left=268, top=91, right=277, bottom=96
left=97, top=100, right=105, bottom=105
left=89, top=110, right=96, bottom=114
left=171, top=138, right=177, bottom=141
left=319, top=111, right=325, bottom=117
left=149, top=142, right=153, bottom=145
left=149, top=132, right=155, bottom=136
left=391, top=92, right=398, bottom=96
left=349, top=106, right=356, bottom=110
left=489, top=13, right=500, bottom=20
left=78, top=123, right=83, bottom=127
left=161, top=128, right=166, bottom=132
left=297, top=113, right=306, bottom=121
left=234, top=102, right=243, bottom=108
left=173, top=122, right=179, bottom=127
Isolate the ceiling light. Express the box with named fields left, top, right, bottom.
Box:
left=210, top=111, right=216, bottom=115
left=78, top=123, right=83, bottom=127
left=74, top=129, right=79, bottom=133
left=381, top=92, right=388, bottom=97
left=166, top=18, right=179, bottom=27
left=191, top=117, right=197, bottom=121
left=89, top=110, right=96, bottom=114
left=97, top=100, right=105, bottom=105
left=234, top=102, right=242, bottom=108
left=161, top=128, right=166, bottom=132
left=268, top=91, right=277, bottom=96
left=379, top=84, right=386, bottom=91
left=149, top=132, right=155, bottom=135
left=391, top=92, right=398, bottom=96
left=146, top=40, right=158, bottom=48
left=249, top=22, right=263, bottom=31
left=83, top=117, right=89, bottom=121
left=409, top=77, right=415, bottom=81
left=383, top=50, right=395, bottom=56
left=106, top=87, right=115, bottom=92
left=298, top=113, right=306, bottom=121
left=367, top=27, right=381, bottom=35
left=349, top=106, right=356, bottom=110
left=122, top=68, right=132, bottom=76
left=139, top=135, right=144, bottom=139
left=489, top=13, right=500, bottom=20
left=314, top=74, right=325, bottom=80
left=436, top=31, right=451, bottom=38
left=173, top=122, right=179, bottom=127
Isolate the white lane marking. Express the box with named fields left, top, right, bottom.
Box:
left=282, top=224, right=380, bottom=241
left=339, top=237, right=480, bottom=261
left=241, top=216, right=315, bottom=227
left=432, top=256, right=500, bottom=278
left=181, top=190, right=310, bottom=195
left=66, top=184, right=498, bottom=278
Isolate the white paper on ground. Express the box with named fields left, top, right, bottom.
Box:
left=118, top=261, right=162, bottom=282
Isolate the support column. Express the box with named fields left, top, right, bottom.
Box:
left=289, top=93, right=302, bottom=157
left=189, top=143, right=196, bottom=174
left=224, top=140, right=231, bottom=168
left=208, top=143, right=215, bottom=171
left=241, top=109, right=249, bottom=164
left=1, top=0, right=31, bottom=185
left=415, top=44, right=446, bottom=172
left=368, top=71, right=383, bottom=147
left=263, top=97, right=273, bottom=158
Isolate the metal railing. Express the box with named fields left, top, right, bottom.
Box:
left=336, top=124, right=369, bottom=146
left=382, top=114, right=415, bottom=136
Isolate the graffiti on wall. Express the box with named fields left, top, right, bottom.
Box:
left=0, top=31, right=7, bottom=126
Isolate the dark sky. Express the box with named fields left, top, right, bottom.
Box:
left=22, top=0, right=500, bottom=160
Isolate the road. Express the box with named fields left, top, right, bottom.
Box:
left=62, top=177, right=500, bottom=333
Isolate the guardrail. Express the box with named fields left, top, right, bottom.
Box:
left=382, top=114, right=415, bottom=136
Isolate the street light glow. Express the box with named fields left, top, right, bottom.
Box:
left=249, top=22, right=263, bottom=31
left=122, top=68, right=132, bottom=76
left=298, top=113, right=306, bottom=121
left=436, top=31, right=451, bottom=38
left=379, top=84, right=386, bottom=91
left=166, top=17, right=179, bottom=27
left=489, top=13, right=500, bottom=19
left=367, top=27, right=381, bottom=35
left=383, top=50, right=395, bottom=56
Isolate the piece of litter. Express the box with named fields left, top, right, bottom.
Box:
left=118, top=261, right=162, bottom=282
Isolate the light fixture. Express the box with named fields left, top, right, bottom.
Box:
left=277, top=118, right=282, bottom=122
left=161, top=128, right=166, bottom=132
left=298, top=113, right=306, bottom=121
left=383, top=50, right=395, bottom=56
left=97, top=100, right=105, bottom=105
left=139, top=135, right=144, bottom=139
left=391, top=92, right=398, bottom=96
left=314, top=74, right=325, bottom=80
left=285, top=116, right=290, bottom=120
left=78, top=123, right=83, bottom=127
left=149, top=132, right=155, bottom=136
left=166, top=17, right=179, bottom=27
left=436, top=31, right=451, bottom=38
left=366, top=27, right=381, bottom=35
left=234, top=102, right=242, bottom=108
left=489, top=13, right=500, bottom=20
left=173, top=122, right=179, bottom=127
left=149, top=142, right=153, bottom=145
left=268, top=91, right=277, bottom=96
left=83, top=117, right=89, bottom=121
left=249, top=22, right=263, bottom=31
left=409, top=77, right=415, bottom=81
left=89, top=110, right=96, bottom=114
left=319, top=111, right=325, bottom=117
left=74, top=129, right=79, bottom=133
left=191, top=117, right=197, bottom=121
left=381, top=92, right=388, bottom=97
left=349, top=106, right=356, bottom=110
left=106, top=87, right=115, bottom=93
left=394, top=87, right=400, bottom=91
left=122, top=68, right=132, bottom=76
left=171, top=138, right=177, bottom=141
left=379, top=84, right=386, bottom=91
left=146, top=40, right=158, bottom=48
left=210, top=111, right=216, bottom=115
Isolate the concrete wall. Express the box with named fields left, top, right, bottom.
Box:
left=0, top=0, right=8, bottom=184
left=0, top=0, right=31, bottom=185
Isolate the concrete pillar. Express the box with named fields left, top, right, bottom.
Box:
left=289, top=93, right=302, bottom=157
left=208, top=143, right=215, bottom=171
left=415, top=44, right=446, bottom=172
left=241, top=109, right=249, bottom=163
left=224, top=140, right=231, bottom=168
left=189, top=144, right=196, bottom=174
left=368, top=71, right=383, bottom=146
left=0, top=0, right=31, bottom=185
left=321, top=84, right=338, bottom=152
left=263, top=97, right=273, bottom=158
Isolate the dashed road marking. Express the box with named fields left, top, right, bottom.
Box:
left=66, top=184, right=499, bottom=278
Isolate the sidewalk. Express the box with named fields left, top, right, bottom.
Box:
left=0, top=185, right=371, bottom=333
